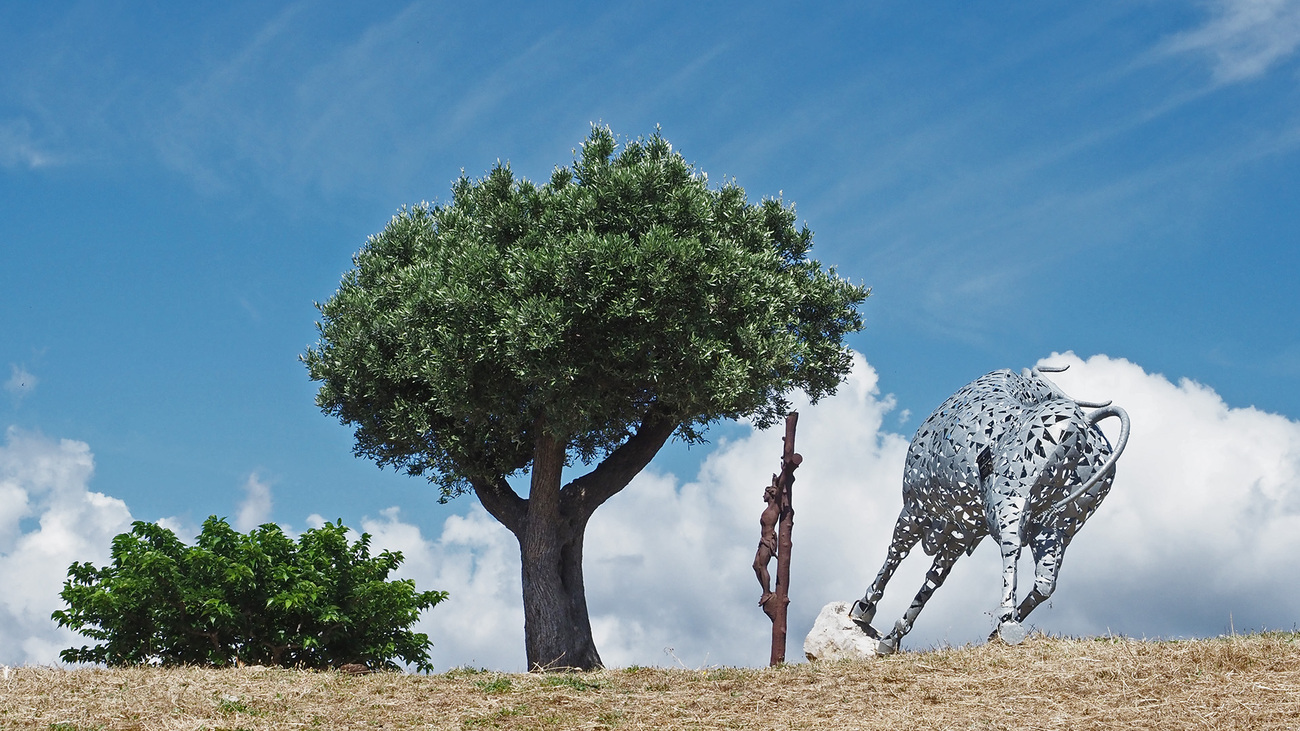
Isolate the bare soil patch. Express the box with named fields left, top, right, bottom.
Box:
left=3, top=633, right=1297, bottom=730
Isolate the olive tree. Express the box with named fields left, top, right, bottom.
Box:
left=303, top=126, right=868, bottom=670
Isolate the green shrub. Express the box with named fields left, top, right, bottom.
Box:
left=52, top=517, right=447, bottom=671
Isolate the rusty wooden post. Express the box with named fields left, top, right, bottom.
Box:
left=755, top=412, right=801, bottom=666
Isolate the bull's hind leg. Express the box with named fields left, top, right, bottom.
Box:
left=876, top=546, right=963, bottom=655
left=850, top=510, right=923, bottom=638
left=986, top=524, right=1031, bottom=644
left=995, top=531, right=1023, bottom=626
left=1015, top=530, right=1066, bottom=622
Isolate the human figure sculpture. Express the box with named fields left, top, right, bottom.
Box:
left=754, top=414, right=801, bottom=665
left=754, top=476, right=782, bottom=610
left=849, top=364, right=1130, bottom=653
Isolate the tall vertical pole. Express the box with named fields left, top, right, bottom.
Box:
left=768, top=412, right=802, bottom=666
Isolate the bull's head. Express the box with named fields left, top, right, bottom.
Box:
left=1023, top=363, right=1132, bottom=512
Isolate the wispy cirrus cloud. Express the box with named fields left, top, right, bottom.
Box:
left=4, top=365, right=37, bottom=400
left=1163, top=0, right=1300, bottom=83
left=0, top=120, right=61, bottom=170
left=154, top=3, right=577, bottom=202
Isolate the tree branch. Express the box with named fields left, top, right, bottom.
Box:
left=561, top=412, right=679, bottom=520
left=470, top=476, right=528, bottom=539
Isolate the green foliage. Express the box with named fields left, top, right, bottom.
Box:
left=52, top=517, right=448, bottom=671
left=541, top=674, right=603, bottom=691
left=303, top=125, right=868, bottom=498
left=445, top=665, right=491, bottom=677
left=476, top=676, right=515, bottom=694
left=215, top=696, right=261, bottom=716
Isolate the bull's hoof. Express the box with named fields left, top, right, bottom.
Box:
left=854, top=622, right=881, bottom=639
left=848, top=608, right=881, bottom=639
left=849, top=601, right=876, bottom=627
left=994, top=620, right=1028, bottom=646
left=876, top=619, right=907, bottom=655
left=852, top=608, right=883, bottom=637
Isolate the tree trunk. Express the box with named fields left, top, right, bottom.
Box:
left=469, top=413, right=677, bottom=672
left=519, top=431, right=603, bottom=671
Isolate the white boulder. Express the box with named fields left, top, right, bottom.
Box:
left=803, top=601, right=879, bottom=662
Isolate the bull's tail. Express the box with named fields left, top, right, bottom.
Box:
left=1049, top=405, right=1131, bottom=512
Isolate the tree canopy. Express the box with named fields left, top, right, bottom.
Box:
left=305, top=126, right=866, bottom=497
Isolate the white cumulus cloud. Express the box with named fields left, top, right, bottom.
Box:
left=234, top=472, right=273, bottom=532
left=1028, top=352, right=1300, bottom=638
left=4, top=350, right=1297, bottom=671
left=367, top=350, right=1300, bottom=670
left=361, top=507, right=524, bottom=671
left=0, top=429, right=133, bottom=666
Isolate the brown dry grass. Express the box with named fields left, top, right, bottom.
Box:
left=2, top=633, right=1298, bottom=730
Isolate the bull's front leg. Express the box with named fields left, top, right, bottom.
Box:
left=877, top=546, right=963, bottom=655
left=851, top=509, right=923, bottom=638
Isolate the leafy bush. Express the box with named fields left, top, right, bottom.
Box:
left=53, top=517, right=447, bottom=671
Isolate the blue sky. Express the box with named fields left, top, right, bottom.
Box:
left=3, top=1, right=1299, bottom=669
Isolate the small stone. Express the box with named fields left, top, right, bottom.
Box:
left=803, top=601, right=879, bottom=662
left=997, top=620, right=1028, bottom=645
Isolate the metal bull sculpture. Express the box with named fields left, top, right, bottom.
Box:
left=849, top=364, right=1130, bottom=653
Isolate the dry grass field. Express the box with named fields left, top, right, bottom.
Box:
left=2, top=633, right=1298, bottom=730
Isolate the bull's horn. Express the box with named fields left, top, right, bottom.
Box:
left=1049, top=405, right=1131, bottom=512
left=1031, top=367, right=1071, bottom=401
left=1032, top=364, right=1111, bottom=409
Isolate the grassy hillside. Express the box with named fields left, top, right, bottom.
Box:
left=3, top=633, right=1297, bottom=729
